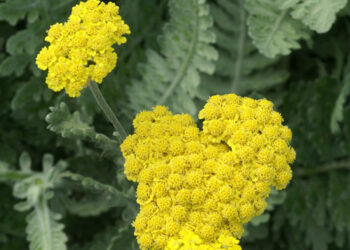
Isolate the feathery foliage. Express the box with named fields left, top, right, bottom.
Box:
left=25, top=205, right=66, bottom=250
left=245, top=0, right=347, bottom=58
left=331, top=56, right=350, bottom=134
left=290, top=0, right=347, bottom=33
left=207, top=0, right=289, bottom=95
left=46, top=102, right=120, bottom=159
left=245, top=0, right=311, bottom=58
left=1, top=153, right=68, bottom=250
left=127, top=0, right=218, bottom=116
left=60, top=171, right=137, bottom=218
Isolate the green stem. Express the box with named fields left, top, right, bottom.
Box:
left=88, top=81, right=127, bottom=143
left=295, top=159, right=350, bottom=177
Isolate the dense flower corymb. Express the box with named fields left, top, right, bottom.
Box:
left=166, top=229, right=241, bottom=250
left=36, top=0, right=130, bottom=97
left=121, top=94, right=295, bottom=249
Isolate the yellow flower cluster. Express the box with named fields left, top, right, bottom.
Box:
left=166, top=229, right=241, bottom=250
left=36, top=0, right=130, bottom=97
left=121, top=94, right=295, bottom=249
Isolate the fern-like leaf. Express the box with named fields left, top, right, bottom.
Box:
left=46, top=103, right=120, bottom=158
left=7, top=154, right=68, bottom=250
left=61, top=193, right=116, bottom=217
left=290, top=0, right=347, bottom=33
left=207, top=0, right=289, bottom=94
left=0, top=0, right=41, bottom=25
left=0, top=54, right=32, bottom=77
left=330, top=81, right=350, bottom=134
left=60, top=171, right=137, bottom=218
left=0, top=159, right=31, bottom=182
left=245, top=0, right=311, bottom=58
left=330, top=57, right=350, bottom=134
left=26, top=196, right=67, bottom=250
left=127, top=0, right=218, bottom=116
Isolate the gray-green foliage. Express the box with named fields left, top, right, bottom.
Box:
left=206, top=0, right=289, bottom=95
left=245, top=0, right=311, bottom=58
left=290, top=0, right=347, bottom=33
left=60, top=171, right=137, bottom=219
left=1, top=153, right=68, bottom=250
left=127, top=0, right=218, bottom=116
left=46, top=102, right=120, bottom=159
left=0, top=150, right=138, bottom=250
left=244, top=0, right=348, bottom=58
left=331, top=55, right=350, bottom=134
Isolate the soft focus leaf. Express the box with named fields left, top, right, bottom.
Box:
left=245, top=0, right=311, bottom=58
left=127, top=0, right=218, bottom=116
left=291, top=0, right=347, bottom=33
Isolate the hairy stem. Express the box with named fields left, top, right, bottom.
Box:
left=88, top=81, right=127, bottom=143
left=295, top=159, right=350, bottom=177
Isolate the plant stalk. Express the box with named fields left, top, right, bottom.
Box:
left=295, top=159, right=350, bottom=177
left=88, top=80, right=127, bottom=143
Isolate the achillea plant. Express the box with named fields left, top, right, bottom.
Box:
left=3, top=0, right=350, bottom=249
left=35, top=0, right=130, bottom=97
left=121, top=94, right=295, bottom=249
left=166, top=229, right=241, bottom=250
left=33, top=0, right=296, bottom=249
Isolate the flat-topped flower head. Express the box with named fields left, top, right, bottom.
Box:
left=121, top=94, right=295, bottom=249
left=36, top=0, right=130, bottom=97
left=166, top=229, right=242, bottom=250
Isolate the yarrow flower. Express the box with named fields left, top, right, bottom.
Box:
left=36, top=0, right=130, bottom=97
left=166, top=229, right=241, bottom=250
left=121, top=94, right=296, bottom=249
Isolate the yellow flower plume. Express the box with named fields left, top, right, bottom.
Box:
left=121, top=94, right=295, bottom=250
left=36, top=0, right=130, bottom=97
